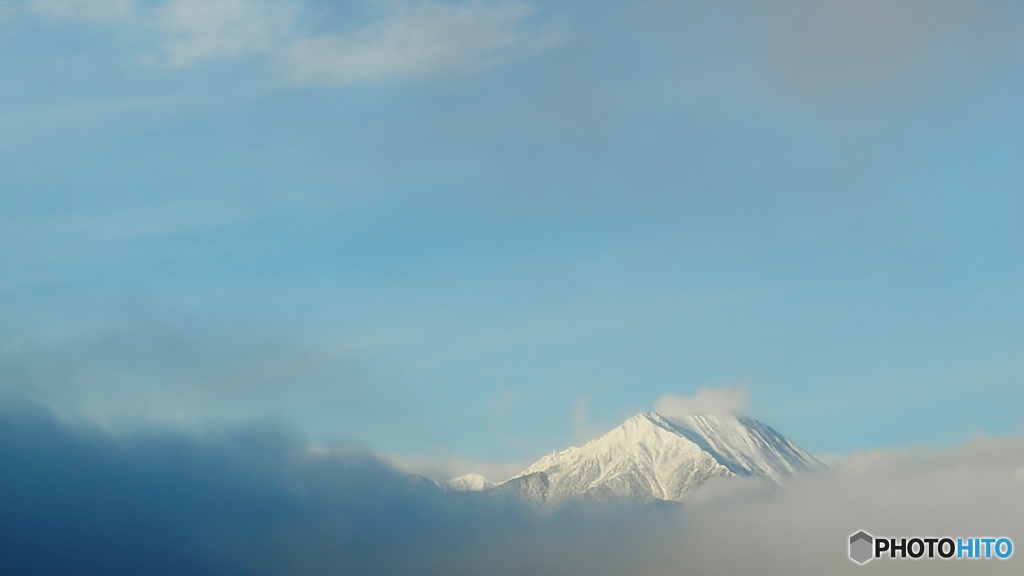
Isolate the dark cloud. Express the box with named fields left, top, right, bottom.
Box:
left=1, top=401, right=1021, bottom=575
left=0, top=401, right=295, bottom=576
left=0, top=402, right=673, bottom=576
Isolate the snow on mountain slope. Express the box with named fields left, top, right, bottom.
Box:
left=444, top=473, right=496, bottom=491
left=487, top=412, right=822, bottom=505
left=659, top=413, right=821, bottom=482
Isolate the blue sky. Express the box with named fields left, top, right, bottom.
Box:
left=1, top=0, right=1022, bottom=468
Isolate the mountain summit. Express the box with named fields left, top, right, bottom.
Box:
left=455, top=412, right=822, bottom=505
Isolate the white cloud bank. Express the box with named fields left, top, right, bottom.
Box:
left=654, top=385, right=749, bottom=416
left=674, top=438, right=1024, bottom=576
left=27, top=0, right=562, bottom=83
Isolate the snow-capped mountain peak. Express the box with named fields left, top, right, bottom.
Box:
left=466, top=411, right=822, bottom=505
left=654, top=412, right=821, bottom=482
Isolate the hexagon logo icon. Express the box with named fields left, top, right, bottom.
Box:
left=850, top=531, right=873, bottom=564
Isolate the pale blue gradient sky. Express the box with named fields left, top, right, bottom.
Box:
left=1, top=0, right=1022, bottom=465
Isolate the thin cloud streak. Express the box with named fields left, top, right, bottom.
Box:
left=280, top=1, right=564, bottom=84
left=0, top=307, right=368, bottom=431
left=25, top=0, right=562, bottom=82
left=153, top=0, right=299, bottom=67
left=29, top=0, right=134, bottom=23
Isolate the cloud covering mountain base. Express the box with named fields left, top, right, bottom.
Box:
left=1, top=402, right=1022, bottom=575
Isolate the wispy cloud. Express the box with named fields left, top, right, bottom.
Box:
left=0, top=305, right=365, bottom=430
left=26, top=0, right=562, bottom=82
left=571, top=395, right=601, bottom=442
left=280, top=1, right=564, bottom=84
left=29, top=0, right=134, bottom=23
left=152, top=0, right=299, bottom=67
left=0, top=200, right=254, bottom=288
left=654, top=385, right=749, bottom=417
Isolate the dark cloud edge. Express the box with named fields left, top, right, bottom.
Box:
left=0, top=399, right=680, bottom=576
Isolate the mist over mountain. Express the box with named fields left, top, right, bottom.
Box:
left=0, top=401, right=1022, bottom=576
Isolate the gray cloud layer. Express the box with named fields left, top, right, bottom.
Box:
left=1, top=401, right=1021, bottom=576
